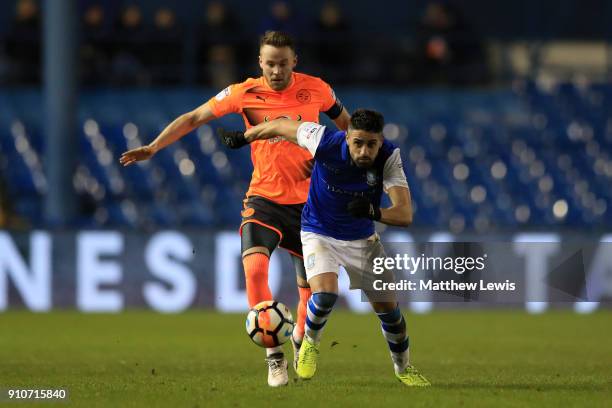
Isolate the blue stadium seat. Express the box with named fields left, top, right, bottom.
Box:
left=1, top=85, right=610, bottom=230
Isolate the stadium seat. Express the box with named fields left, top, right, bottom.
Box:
left=1, top=85, right=609, bottom=230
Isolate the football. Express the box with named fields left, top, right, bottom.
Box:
left=245, top=300, right=294, bottom=348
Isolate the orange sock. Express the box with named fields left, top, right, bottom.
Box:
left=294, top=286, right=311, bottom=342
left=242, top=253, right=273, bottom=308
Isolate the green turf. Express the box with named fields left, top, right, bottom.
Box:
left=0, top=310, right=610, bottom=407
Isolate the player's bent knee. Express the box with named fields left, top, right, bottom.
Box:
left=296, top=276, right=309, bottom=288
left=311, top=292, right=338, bottom=310
left=308, top=272, right=338, bottom=294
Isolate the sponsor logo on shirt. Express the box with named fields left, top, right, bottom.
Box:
left=268, top=136, right=287, bottom=144
left=264, top=114, right=303, bottom=122
left=301, top=123, right=320, bottom=139
left=321, top=161, right=341, bottom=174
left=215, top=86, right=231, bottom=101
left=323, top=180, right=374, bottom=197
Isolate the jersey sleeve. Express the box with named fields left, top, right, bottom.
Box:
left=319, top=80, right=344, bottom=120
left=205, top=83, right=243, bottom=118
left=296, top=122, right=327, bottom=156
left=383, top=148, right=409, bottom=190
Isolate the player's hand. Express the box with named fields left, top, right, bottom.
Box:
left=119, top=145, right=155, bottom=166
left=347, top=197, right=381, bottom=221
left=217, top=128, right=248, bottom=149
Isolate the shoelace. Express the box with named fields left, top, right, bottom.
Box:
left=267, top=359, right=284, bottom=375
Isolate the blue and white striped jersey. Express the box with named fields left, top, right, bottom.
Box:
left=296, top=122, right=408, bottom=241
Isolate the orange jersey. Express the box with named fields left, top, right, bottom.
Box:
left=206, top=72, right=340, bottom=204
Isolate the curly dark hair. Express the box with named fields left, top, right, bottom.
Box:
left=349, top=109, right=384, bottom=133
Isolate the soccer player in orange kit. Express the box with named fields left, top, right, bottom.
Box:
left=119, top=31, right=350, bottom=386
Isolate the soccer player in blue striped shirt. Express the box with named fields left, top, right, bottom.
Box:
left=219, top=109, right=430, bottom=386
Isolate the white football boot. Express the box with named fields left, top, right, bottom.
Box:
left=265, top=353, right=288, bottom=387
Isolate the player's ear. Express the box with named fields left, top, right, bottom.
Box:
left=258, top=55, right=263, bottom=69
left=292, top=53, right=298, bottom=68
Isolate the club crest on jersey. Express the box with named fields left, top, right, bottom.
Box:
left=306, top=253, right=316, bottom=269
left=296, top=89, right=311, bottom=103
left=366, top=170, right=377, bottom=186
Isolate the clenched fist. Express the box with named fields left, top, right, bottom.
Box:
left=217, top=128, right=248, bottom=149
left=347, top=197, right=381, bottom=221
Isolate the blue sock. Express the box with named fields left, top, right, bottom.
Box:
left=305, top=292, right=337, bottom=344
left=377, top=306, right=410, bottom=371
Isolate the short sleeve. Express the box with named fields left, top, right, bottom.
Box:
left=297, top=122, right=326, bottom=156
left=206, top=84, right=243, bottom=118
left=383, top=148, right=409, bottom=190
left=316, top=78, right=344, bottom=120
left=319, top=80, right=337, bottom=112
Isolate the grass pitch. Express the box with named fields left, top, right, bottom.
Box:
left=0, top=310, right=610, bottom=407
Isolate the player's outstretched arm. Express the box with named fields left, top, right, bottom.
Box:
left=244, top=119, right=302, bottom=144
left=119, top=103, right=216, bottom=166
